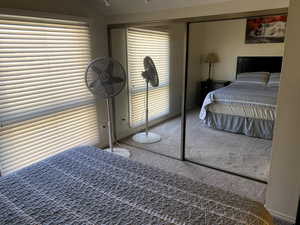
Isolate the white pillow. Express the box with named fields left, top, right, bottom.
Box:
left=236, top=72, right=270, bottom=85
left=268, top=73, right=281, bottom=87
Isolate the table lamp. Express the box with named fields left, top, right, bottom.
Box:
left=204, top=53, right=219, bottom=81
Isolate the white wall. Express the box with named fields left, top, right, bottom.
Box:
left=186, top=23, right=205, bottom=109
left=110, top=23, right=186, bottom=141
left=265, top=0, right=300, bottom=222
left=169, top=23, right=186, bottom=116
left=190, top=19, right=285, bottom=81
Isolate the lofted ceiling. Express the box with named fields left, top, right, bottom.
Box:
left=96, top=0, right=233, bottom=15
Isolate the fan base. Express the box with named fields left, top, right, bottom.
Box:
left=132, top=132, right=161, bottom=144
left=105, top=147, right=131, bottom=158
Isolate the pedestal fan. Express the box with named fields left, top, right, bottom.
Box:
left=85, top=57, right=130, bottom=158
left=132, top=56, right=161, bottom=144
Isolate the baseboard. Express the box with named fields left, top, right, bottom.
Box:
left=265, top=206, right=296, bottom=224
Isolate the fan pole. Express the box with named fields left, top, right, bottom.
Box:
left=106, top=98, right=114, bottom=152
left=105, top=97, right=130, bottom=158
left=145, top=80, right=149, bottom=136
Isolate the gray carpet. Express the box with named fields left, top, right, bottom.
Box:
left=123, top=109, right=272, bottom=181
left=122, top=144, right=266, bottom=202
left=120, top=144, right=294, bottom=225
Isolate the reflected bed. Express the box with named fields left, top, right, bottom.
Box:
left=199, top=56, right=282, bottom=139
left=200, top=82, right=278, bottom=139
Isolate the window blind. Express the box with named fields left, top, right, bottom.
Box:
left=127, top=27, right=170, bottom=128
left=0, top=14, right=99, bottom=175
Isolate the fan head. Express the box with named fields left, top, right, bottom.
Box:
left=85, top=57, right=126, bottom=99
left=142, top=56, right=159, bottom=87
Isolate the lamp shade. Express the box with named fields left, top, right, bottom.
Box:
left=205, top=53, right=219, bottom=63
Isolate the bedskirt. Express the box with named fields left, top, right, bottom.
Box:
left=204, top=111, right=274, bottom=139
left=0, top=146, right=273, bottom=225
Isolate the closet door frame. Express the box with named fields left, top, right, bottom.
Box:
left=106, top=8, right=287, bottom=185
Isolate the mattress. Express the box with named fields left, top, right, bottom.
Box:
left=0, top=146, right=273, bottom=225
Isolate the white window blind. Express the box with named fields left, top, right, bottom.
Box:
left=127, top=27, right=170, bottom=128
left=0, top=14, right=99, bottom=175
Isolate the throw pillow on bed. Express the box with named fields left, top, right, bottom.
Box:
left=267, top=73, right=281, bottom=87
left=236, top=72, right=270, bottom=85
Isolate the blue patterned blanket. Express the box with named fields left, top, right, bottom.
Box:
left=0, top=146, right=273, bottom=225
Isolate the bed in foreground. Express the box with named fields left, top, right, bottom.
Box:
left=0, top=146, right=273, bottom=225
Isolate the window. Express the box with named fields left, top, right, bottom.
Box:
left=0, top=14, right=98, bottom=175
left=127, top=27, right=170, bottom=128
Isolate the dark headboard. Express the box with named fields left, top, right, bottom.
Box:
left=236, top=56, right=283, bottom=78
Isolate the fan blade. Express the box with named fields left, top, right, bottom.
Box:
left=143, top=56, right=159, bottom=87
left=141, top=71, right=148, bottom=81
left=91, top=65, right=103, bottom=75
left=103, top=83, right=115, bottom=97
left=101, top=60, right=115, bottom=95
left=89, top=78, right=99, bottom=88
left=105, top=60, right=114, bottom=76
left=88, top=79, right=103, bottom=97
left=111, top=76, right=124, bottom=83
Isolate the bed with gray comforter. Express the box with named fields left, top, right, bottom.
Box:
left=200, top=82, right=278, bottom=139
left=0, top=146, right=273, bottom=225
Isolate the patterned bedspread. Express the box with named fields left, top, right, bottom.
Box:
left=0, top=146, right=273, bottom=225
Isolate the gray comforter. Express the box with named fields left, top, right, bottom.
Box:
left=0, top=146, right=273, bottom=225
left=200, top=83, right=278, bottom=120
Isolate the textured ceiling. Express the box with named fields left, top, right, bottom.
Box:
left=97, top=0, right=233, bottom=15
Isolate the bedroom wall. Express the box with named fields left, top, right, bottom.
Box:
left=265, top=0, right=300, bottom=222
left=111, top=23, right=186, bottom=141
left=0, top=0, right=110, bottom=146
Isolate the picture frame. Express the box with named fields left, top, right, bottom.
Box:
left=245, top=15, right=287, bottom=44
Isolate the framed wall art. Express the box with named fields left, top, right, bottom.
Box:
left=245, top=15, right=287, bottom=44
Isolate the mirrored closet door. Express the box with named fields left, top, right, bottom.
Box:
left=109, top=22, right=186, bottom=160
left=184, top=17, right=286, bottom=182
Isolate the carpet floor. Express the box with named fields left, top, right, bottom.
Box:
left=123, top=109, right=272, bottom=181
left=121, top=144, right=293, bottom=225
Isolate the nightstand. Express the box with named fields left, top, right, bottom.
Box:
left=198, top=80, right=231, bottom=107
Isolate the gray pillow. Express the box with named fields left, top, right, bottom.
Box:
left=268, top=73, right=281, bottom=87
left=236, top=72, right=270, bottom=85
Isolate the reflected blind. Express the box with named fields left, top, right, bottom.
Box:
left=127, top=28, right=170, bottom=127
left=0, top=14, right=99, bottom=175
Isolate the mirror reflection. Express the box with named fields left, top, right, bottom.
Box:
left=185, top=18, right=285, bottom=182
left=111, top=23, right=186, bottom=159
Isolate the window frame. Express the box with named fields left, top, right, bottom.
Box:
left=0, top=11, right=99, bottom=175
left=126, top=27, right=171, bottom=128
